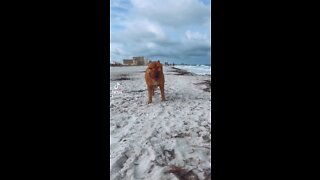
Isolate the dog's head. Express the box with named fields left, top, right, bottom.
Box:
left=147, top=61, right=163, bottom=80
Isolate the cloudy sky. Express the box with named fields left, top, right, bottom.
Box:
left=110, top=0, right=211, bottom=65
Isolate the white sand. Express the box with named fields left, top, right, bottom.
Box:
left=110, top=66, right=211, bottom=180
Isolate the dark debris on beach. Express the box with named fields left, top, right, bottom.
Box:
left=111, top=74, right=130, bottom=81
left=166, top=165, right=200, bottom=180
left=126, top=89, right=146, bottom=93
left=171, top=67, right=194, bottom=76
left=194, top=80, right=211, bottom=92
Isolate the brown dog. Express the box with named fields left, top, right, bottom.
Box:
left=145, top=61, right=166, bottom=104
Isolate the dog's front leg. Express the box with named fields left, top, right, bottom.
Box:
left=152, top=86, right=155, bottom=96
left=147, top=85, right=153, bottom=104
left=159, top=84, right=166, bottom=101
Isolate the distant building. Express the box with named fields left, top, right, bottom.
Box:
left=133, top=56, right=146, bottom=65
left=110, top=60, right=122, bottom=66
left=123, top=59, right=134, bottom=65
left=123, top=56, right=149, bottom=66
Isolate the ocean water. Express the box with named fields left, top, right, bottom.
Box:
left=174, top=65, right=211, bottom=75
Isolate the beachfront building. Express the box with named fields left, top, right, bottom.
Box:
left=123, top=59, right=134, bottom=65
left=133, top=56, right=148, bottom=65
left=123, top=56, right=149, bottom=65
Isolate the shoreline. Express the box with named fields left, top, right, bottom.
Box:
left=110, top=65, right=211, bottom=75
left=110, top=66, right=211, bottom=92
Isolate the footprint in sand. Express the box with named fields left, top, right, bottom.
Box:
left=133, top=148, right=155, bottom=179
left=110, top=153, right=129, bottom=175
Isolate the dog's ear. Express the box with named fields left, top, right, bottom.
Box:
left=157, top=63, right=163, bottom=71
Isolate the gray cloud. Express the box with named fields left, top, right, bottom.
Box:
left=110, top=0, right=211, bottom=64
left=131, top=0, right=210, bottom=27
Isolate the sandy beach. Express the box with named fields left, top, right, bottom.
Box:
left=110, top=65, right=211, bottom=180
